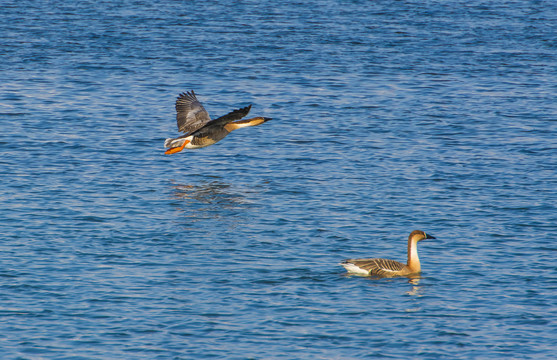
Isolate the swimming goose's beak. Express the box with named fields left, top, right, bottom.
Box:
left=425, top=233, right=436, bottom=240
left=263, top=117, right=272, bottom=122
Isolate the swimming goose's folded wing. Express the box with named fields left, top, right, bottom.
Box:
left=343, top=258, right=406, bottom=276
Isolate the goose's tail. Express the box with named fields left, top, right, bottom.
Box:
left=164, top=137, right=191, bottom=155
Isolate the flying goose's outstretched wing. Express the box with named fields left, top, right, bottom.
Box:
left=175, top=90, right=211, bottom=134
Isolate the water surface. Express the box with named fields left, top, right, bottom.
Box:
left=1, top=0, right=556, bottom=358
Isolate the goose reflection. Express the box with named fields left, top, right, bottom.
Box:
left=169, top=180, right=253, bottom=230
left=405, top=277, right=424, bottom=296
left=341, top=273, right=425, bottom=296
left=171, top=180, right=248, bottom=204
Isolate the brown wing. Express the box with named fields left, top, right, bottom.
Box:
left=209, top=105, right=252, bottom=127
left=345, top=258, right=407, bottom=277
left=175, top=90, right=211, bottom=134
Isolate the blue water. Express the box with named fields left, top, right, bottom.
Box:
left=1, top=0, right=556, bottom=358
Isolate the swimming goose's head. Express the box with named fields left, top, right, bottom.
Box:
left=409, top=230, right=436, bottom=242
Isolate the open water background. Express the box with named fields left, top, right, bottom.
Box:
left=1, top=0, right=556, bottom=359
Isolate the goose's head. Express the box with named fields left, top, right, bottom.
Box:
left=409, top=230, right=436, bottom=242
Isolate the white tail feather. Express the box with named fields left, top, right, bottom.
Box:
left=164, top=137, right=186, bottom=148
left=340, top=262, right=371, bottom=276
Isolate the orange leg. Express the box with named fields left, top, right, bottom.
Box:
left=164, top=140, right=190, bottom=155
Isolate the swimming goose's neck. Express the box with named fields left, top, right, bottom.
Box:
left=406, top=237, right=420, bottom=272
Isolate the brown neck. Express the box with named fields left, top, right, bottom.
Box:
left=407, top=236, right=421, bottom=272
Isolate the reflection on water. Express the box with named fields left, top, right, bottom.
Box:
left=405, top=277, right=424, bottom=297
left=170, top=180, right=248, bottom=204
left=168, top=179, right=255, bottom=230
left=342, top=273, right=425, bottom=297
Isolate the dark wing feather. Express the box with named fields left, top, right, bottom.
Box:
left=345, top=258, right=406, bottom=277
left=209, top=105, right=252, bottom=126
left=175, top=90, right=211, bottom=134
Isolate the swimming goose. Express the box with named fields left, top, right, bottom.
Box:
left=164, top=90, right=271, bottom=154
left=340, top=230, right=435, bottom=277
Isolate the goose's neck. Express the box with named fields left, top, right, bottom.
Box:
left=407, top=238, right=421, bottom=272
